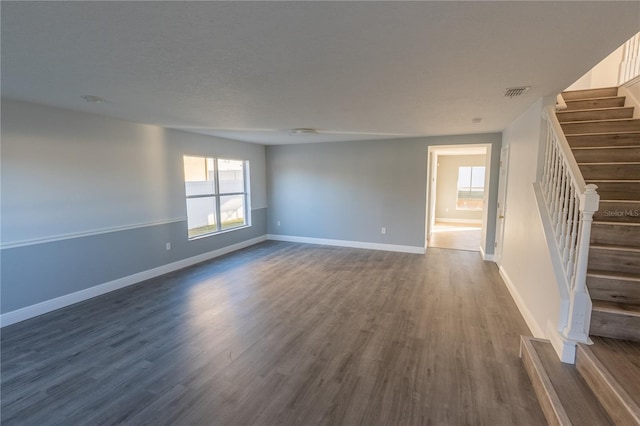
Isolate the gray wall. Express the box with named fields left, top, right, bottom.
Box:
left=1, top=99, right=267, bottom=314
left=435, top=154, right=486, bottom=221
left=266, top=133, right=502, bottom=250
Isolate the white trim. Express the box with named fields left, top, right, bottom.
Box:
left=267, top=234, right=425, bottom=255
left=498, top=265, right=545, bottom=338
left=546, top=320, right=579, bottom=364
left=479, top=245, right=495, bottom=262
left=620, top=76, right=640, bottom=118
left=0, top=235, right=267, bottom=327
left=434, top=218, right=482, bottom=224
left=1, top=217, right=187, bottom=250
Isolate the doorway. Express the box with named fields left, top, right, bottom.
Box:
left=426, top=144, right=490, bottom=252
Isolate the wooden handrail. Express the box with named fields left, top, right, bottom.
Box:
left=544, top=105, right=586, bottom=194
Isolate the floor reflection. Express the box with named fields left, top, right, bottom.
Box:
left=428, top=222, right=481, bottom=252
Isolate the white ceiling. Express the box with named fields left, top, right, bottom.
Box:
left=2, top=1, right=639, bottom=145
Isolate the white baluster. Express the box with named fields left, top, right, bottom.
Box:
left=567, top=188, right=580, bottom=280
left=562, top=184, right=575, bottom=268
left=551, top=147, right=561, bottom=225
left=545, top=136, right=556, bottom=204
left=542, top=124, right=552, bottom=194
left=558, top=179, right=569, bottom=260
left=556, top=168, right=568, bottom=240
left=554, top=155, right=565, bottom=227
left=545, top=124, right=554, bottom=193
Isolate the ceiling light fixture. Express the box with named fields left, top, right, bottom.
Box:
left=82, top=95, right=105, bottom=103
left=289, top=128, right=319, bottom=136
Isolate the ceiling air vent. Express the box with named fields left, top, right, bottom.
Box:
left=504, top=86, right=531, bottom=98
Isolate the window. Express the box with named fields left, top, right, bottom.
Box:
left=183, top=156, right=249, bottom=239
left=456, top=166, right=485, bottom=210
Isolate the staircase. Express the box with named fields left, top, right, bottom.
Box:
left=558, top=87, right=640, bottom=342
left=521, top=87, right=640, bottom=425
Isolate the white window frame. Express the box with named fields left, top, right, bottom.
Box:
left=456, top=166, right=485, bottom=211
left=183, top=155, right=250, bottom=240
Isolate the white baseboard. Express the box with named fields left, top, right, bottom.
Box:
left=267, top=234, right=425, bottom=255
left=0, top=235, right=268, bottom=327
left=498, top=265, right=545, bottom=338
left=479, top=245, right=495, bottom=262
left=435, top=218, right=482, bottom=224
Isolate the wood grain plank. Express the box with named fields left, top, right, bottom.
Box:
left=1, top=242, right=546, bottom=425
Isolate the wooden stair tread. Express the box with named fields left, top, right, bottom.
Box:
left=578, top=162, right=640, bottom=165
left=573, top=146, right=640, bottom=150
left=587, top=179, right=640, bottom=182
left=588, top=270, right=640, bottom=282
left=566, top=133, right=640, bottom=148
left=565, top=96, right=625, bottom=102
left=562, top=88, right=619, bottom=101
left=590, top=244, right=640, bottom=253
left=592, top=300, right=640, bottom=317
left=580, top=163, right=640, bottom=180
left=563, top=97, right=626, bottom=111
left=578, top=161, right=640, bottom=166
left=593, top=220, right=640, bottom=226
left=589, top=336, right=640, bottom=414
left=562, top=96, right=624, bottom=104
left=576, top=342, right=640, bottom=424
left=520, top=337, right=612, bottom=426
left=565, top=130, right=640, bottom=136
left=562, top=118, right=640, bottom=124
left=559, top=107, right=631, bottom=113
left=588, top=272, right=640, bottom=306
left=557, top=107, right=634, bottom=122
left=588, top=273, right=640, bottom=284
left=573, top=147, right=640, bottom=163
left=562, top=119, right=640, bottom=136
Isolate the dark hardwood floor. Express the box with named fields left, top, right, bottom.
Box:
left=1, top=241, right=545, bottom=425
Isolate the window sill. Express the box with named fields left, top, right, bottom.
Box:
left=188, top=224, right=252, bottom=241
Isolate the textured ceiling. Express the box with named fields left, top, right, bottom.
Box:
left=2, top=1, right=639, bottom=145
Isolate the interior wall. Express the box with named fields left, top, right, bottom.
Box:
left=621, top=76, right=640, bottom=111
left=435, top=154, right=486, bottom=222
left=266, top=133, right=501, bottom=252
left=498, top=98, right=561, bottom=337
left=1, top=99, right=268, bottom=314
left=567, top=45, right=624, bottom=91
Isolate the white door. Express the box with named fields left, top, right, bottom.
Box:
left=494, top=146, right=510, bottom=264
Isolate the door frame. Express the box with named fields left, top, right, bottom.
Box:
left=494, top=145, right=510, bottom=265
left=426, top=143, right=491, bottom=253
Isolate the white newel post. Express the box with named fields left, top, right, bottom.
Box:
left=564, top=184, right=599, bottom=341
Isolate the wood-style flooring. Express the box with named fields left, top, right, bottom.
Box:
left=428, top=223, right=482, bottom=252
left=1, top=241, right=545, bottom=425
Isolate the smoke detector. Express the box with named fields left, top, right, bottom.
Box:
left=504, top=86, right=531, bottom=98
